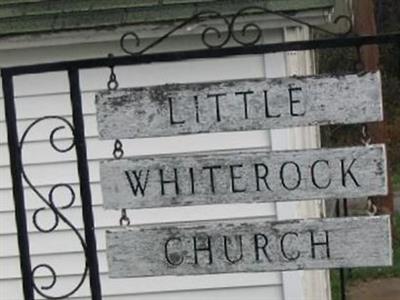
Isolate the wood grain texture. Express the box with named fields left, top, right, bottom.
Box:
left=96, top=72, right=382, bottom=139
left=106, top=215, right=392, bottom=277
left=101, top=144, right=387, bottom=209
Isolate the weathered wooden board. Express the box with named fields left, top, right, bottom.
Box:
left=106, top=215, right=392, bottom=277
left=96, top=72, right=382, bottom=139
left=101, top=144, right=387, bottom=209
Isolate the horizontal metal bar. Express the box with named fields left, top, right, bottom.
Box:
left=1, top=33, right=399, bottom=77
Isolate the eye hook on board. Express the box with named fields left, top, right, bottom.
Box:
left=367, top=198, right=378, bottom=216
left=361, top=124, right=371, bottom=146
left=119, top=209, right=131, bottom=226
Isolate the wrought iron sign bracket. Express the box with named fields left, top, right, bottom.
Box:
left=120, top=6, right=354, bottom=56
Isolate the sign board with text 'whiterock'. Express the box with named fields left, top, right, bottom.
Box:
left=96, top=72, right=382, bottom=139
left=101, top=144, right=387, bottom=209
left=107, top=216, right=392, bottom=277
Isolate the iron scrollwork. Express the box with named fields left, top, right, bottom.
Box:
left=120, top=10, right=231, bottom=55
left=120, top=6, right=353, bottom=55
left=20, top=116, right=88, bottom=299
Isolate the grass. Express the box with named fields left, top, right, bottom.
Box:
left=330, top=213, right=400, bottom=300
left=393, top=172, right=400, bottom=191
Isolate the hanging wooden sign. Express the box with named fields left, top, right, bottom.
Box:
left=106, top=215, right=392, bottom=278
left=101, top=144, right=387, bottom=209
left=96, top=72, right=382, bottom=139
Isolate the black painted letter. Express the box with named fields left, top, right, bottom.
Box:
left=235, top=91, right=254, bottom=119
left=165, top=237, right=184, bottom=266
left=194, top=95, right=200, bottom=123
left=168, top=97, right=185, bottom=125
left=189, top=167, right=196, bottom=195
left=255, top=163, right=272, bottom=191
left=207, top=93, right=226, bottom=122
left=203, top=165, right=222, bottom=193
left=254, top=233, right=271, bottom=262
left=224, top=235, right=243, bottom=264
left=289, top=86, right=305, bottom=116
left=230, top=164, right=246, bottom=193
left=193, top=235, right=213, bottom=265
left=125, top=170, right=150, bottom=197
left=159, top=168, right=179, bottom=195
left=311, top=160, right=332, bottom=189
left=341, top=159, right=360, bottom=187
left=264, top=90, right=281, bottom=118
left=280, top=232, right=300, bottom=261
left=310, top=230, right=330, bottom=259
left=280, top=161, right=301, bottom=191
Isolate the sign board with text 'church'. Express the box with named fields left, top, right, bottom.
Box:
left=96, top=72, right=382, bottom=139
left=107, top=216, right=392, bottom=277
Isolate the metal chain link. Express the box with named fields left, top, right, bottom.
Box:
left=119, top=209, right=131, bottom=226
left=107, top=54, right=119, bottom=91
left=112, top=139, right=130, bottom=225
left=361, top=124, right=371, bottom=146
left=361, top=124, right=378, bottom=215
left=113, top=141, right=130, bottom=225
left=367, top=198, right=378, bottom=216
left=113, top=139, right=124, bottom=159
left=106, top=54, right=130, bottom=226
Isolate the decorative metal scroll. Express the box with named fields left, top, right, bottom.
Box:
left=120, top=6, right=353, bottom=55
left=19, top=116, right=88, bottom=299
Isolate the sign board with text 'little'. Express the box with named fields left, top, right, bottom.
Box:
left=96, top=72, right=382, bottom=139
left=101, top=144, right=387, bottom=210
left=107, top=216, right=392, bottom=277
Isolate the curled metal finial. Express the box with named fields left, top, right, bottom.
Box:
left=20, top=116, right=75, bottom=154
left=32, top=263, right=88, bottom=299
left=199, top=11, right=231, bottom=49
left=119, top=209, right=131, bottom=226
left=120, top=32, right=141, bottom=56
left=333, top=15, right=353, bottom=37
left=49, top=126, right=75, bottom=153
left=229, top=7, right=263, bottom=46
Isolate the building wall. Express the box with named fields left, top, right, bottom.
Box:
left=0, top=26, right=328, bottom=299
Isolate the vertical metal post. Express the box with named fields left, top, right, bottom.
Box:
left=1, top=71, right=34, bottom=300
left=68, top=69, right=102, bottom=299
left=342, top=198, right=352, bottom=280
left=339, top=268, right=346, bottom=300
left=335, top=199, right=346, bottom=300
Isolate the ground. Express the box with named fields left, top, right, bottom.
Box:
left=347, top=278, right=400, bottom=300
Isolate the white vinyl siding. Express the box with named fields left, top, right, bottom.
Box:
left=0, top=30, right=292, bottom=299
